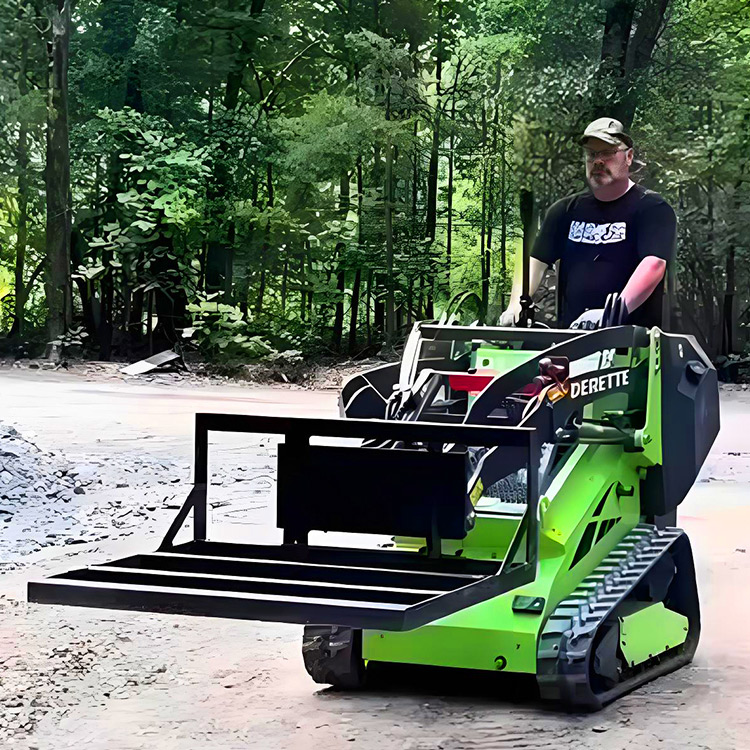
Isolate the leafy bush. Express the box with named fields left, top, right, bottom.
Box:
left=184, top=296, right=275, bottom=360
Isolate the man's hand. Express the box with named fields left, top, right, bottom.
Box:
left=570, top=308, right=604, bottom=330
left=499, top=300, right=522, bottom=327
left=500, top=258, right=549, bottom=327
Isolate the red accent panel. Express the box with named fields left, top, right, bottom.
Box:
left=449, top=374, right=495, bottom=393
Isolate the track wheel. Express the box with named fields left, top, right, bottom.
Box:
left=591, top=623, right=623, bottom=690
left=302, top=626, right=367, bottom=689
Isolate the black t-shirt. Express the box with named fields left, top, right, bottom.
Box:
left=530, top=184, right=676, bottom=328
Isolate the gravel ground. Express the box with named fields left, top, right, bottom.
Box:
left=1, top=369, right=749, bottom=750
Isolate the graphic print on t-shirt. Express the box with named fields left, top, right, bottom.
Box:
left=568, top=220, right=626, bottom=245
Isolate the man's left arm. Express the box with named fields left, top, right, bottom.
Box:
left=622, top=199, right=676, bottom=314
left=621, top=255, right=667, bottom=313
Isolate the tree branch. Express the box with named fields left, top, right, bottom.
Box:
left=255, top=39, right=321, bottom=122
left=23, top=258, right=45, bottom=296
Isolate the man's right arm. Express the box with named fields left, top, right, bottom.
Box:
left=499, top=258, right=549, bottom=326
left=499, top=199, right=565, bottom=326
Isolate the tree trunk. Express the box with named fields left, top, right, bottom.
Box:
left=484, top=63, right=501, bottom=320
left=223, top=0, right=266, bottom=110
left=98, top=152, right=120, bottom=358
left=44, top=0, right=73, bottom=352
left=384, top=83, right=396, bottom=347
left=237, top=175, right=258, bottom=317
left=121, top=274, right=132, bottom=357
left=600, top=0, right=636, bottom=75
left=70, top=229, right=97, bottom=340
left=411, top=121, right=419, bottom=218
left=618, top=0, right=670, bottom=124
left=374, top=284, right=385, bottom=335
left=348, top=156, right=364, bottom=354
left=599, top=0, right=636, bottom=125
left=256, top=243, right=267, bottom=313
left=366, top=269, right=373, bottom=345
left=255, top=165, right=273, bottom=313
left=601, top=0, right=669, bottom=126
left=151, top=238, right=188, bottom=347
left=426, top=126, right=441, bottom=244
left=306, top=242, right=313, bottom=318
left=266, top=160, right=274, bottom=208
left=299, top=253, right=306, bottom=321
left=425, top=4, right=443, bottom=244
left=446, top=132, right=454, bottom=291
left=224, top=222, right=235, bottom=303
left=625, top=0, right=670, bottom=77
left=130, top=287, right=144, bottom=345
left=99, top=262, right=113, bottom=359
left=406, top=276, right=414, bottom=325
left=372, top=144, right=382, bottom=185
left=445, top=57, right=462, bottom=292
left=480, top=103, right=489, bottom=314
left=422, top=4, right=444, bottom=320
left=500, top=131, right=508, bottom=308
left=519, top=188, right=536, bottom=324
left=332, top=172, right=350, bottom=350
left=13, top=33, right=30, bottom=338
left=281, top=253, right=288, bottom=316
left=384, top=142, right=396, bottom=346
left=348, top=269, right=361, bottom=354
left=146, top=289, right=154, bottom=355
left=722, top=249, right=736, bottom=355
left=332, top=252, right=346, bottom=351
left=706, top=100, right=718, bottom=351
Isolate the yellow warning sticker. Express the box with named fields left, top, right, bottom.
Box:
left=469, top=479, right=484, bottom=506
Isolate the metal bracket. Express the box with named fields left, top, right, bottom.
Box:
left=157, top=483, right=207, bottom=551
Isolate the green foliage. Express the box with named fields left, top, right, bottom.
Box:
left=185, top=296, right=274, bottom=360
left=1, top=0, right=748, bottom=362
left=74, top=107, right=211, bottom=305
left=0, top=266, right=11, bottom=301
left=281, top=93, right=384, bottom=184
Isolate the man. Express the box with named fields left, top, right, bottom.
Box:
left=499, top=117, right=676, bottom=329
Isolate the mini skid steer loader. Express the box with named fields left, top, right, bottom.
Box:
left=28, top=321, right=718, bottom=710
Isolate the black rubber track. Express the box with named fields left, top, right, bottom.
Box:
left=302, top=625, right=367, bottom=689
left=536, top=525, right=700, bottom=711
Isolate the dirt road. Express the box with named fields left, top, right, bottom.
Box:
left=1, top=369, right=749, bottom=750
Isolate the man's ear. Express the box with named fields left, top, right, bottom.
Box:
left=626, top=148, right=634, bottom=166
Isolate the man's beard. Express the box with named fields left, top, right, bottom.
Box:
left=589, top=169, right=611, bottom=186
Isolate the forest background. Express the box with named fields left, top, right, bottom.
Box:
left=0, top=0, right=748, bottom=366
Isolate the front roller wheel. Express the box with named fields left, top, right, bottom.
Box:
left=302, top=626, right=367, bottom=689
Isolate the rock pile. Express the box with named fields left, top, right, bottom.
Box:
left=0, top=423, right=187, bottom=565
left=0, top=422, right=275, bottom=567
left=0, top=424, right=90, bottom=506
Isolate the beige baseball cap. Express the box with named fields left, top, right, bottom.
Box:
left=580, top=117, right=633, bottom=148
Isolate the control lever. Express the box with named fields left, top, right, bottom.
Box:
left=555, top=422, right=635, bottom=448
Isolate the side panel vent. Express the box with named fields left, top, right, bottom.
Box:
left=570, top=522, right=597, bottom=569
